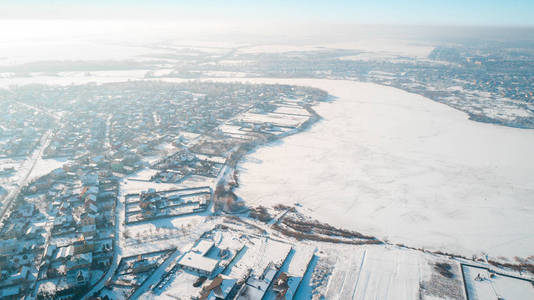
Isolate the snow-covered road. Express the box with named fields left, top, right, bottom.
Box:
left=0, top=128, right=54, bottom=224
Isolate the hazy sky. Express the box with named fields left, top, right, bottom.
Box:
left=1, top=0, right=533, bottom=26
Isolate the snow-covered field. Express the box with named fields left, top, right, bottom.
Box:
left=226, top=78, right=534, bottom=259
left=463, top=265, right=534, bottom=300
left=28, top=157, right=69, bottom=182
left=324, top=245, right=436, bottom=300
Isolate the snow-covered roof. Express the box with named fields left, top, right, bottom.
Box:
left=45, top=245, right=57, bottom=257
left=9, top=266, right=30, bottom=281
left=87, top=203, right=98, bottom=213
left=37, top=281, right=57, bottom=295
left=56, top=245, right=74, bottom=259
left=208, top=276, right=237, bottom=299
left=178, top=252, right=219, bottom=274
left=86, top=194, right=97, bottom=202
left=192, top=240, right=215, bottom=256
left=0, top=285, right=20, bottom=297
left=86, top=186, right=98, bottom=195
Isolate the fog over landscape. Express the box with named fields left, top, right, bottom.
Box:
left=0, top=1, right=534, bottom=299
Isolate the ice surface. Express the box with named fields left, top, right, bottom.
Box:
left=224, top=78, right=534, bottom=258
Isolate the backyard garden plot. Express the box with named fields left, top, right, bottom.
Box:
left=218, top=124, right=256, bottom=140
left=124, top=187, right=211, bottom=224
left=150, top=151, right=225, bottom=183
left=238, top=112, right=309, bottom=128
left=272, top=106, right=311, bottom=116
left=104, top=249, right=175, bottom=299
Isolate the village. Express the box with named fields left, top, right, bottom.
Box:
left=0, top=81, right=329, bottom=299
left=0, top=80, right=533, bottom=300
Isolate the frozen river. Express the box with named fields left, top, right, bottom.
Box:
left=224, top=78, right=534, bottom=258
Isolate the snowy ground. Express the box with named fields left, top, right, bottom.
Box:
left=217, top=78, right=534, bottom=259
left=463, top=264, right=534, bottom=300
left=28, top=157, right=69, bottom=182
left=3, top=72, right=534, bottom=299
left=142, top=215, right=473, bottom=300
left=322, top=244, right=447, bottom=300
left=2, top=74, right=533, bottom=259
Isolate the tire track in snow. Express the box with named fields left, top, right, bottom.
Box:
left=351, top=249, right=367, bottom=300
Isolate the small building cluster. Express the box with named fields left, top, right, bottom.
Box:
left=125, top=187, right=211, bottom=224
left=0, top=155, right=118, bottom=299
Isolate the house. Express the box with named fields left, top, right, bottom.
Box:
left=97, top=191, right=116, bottom=201
left=67, top=196, right=81, bottom=205
left=93, top=253, right=112, bottom=268
left=45, top=245, right=58, bottom=259
left=82, top=174, right=99, bottom=186
left=272, top=272, right=300, bottom=299
left=178, top=252, right=220, bottom=277
left=131, top=258, right=156, bottom=274
left=67, top=253, right=92, bottom=271
left=67, top=268, right=89, bottom=286
left=37, top=281, right=58, bottom=298
left=73, top=238, right=95, bottom=254
left=56, top=245, right=75, bottom=261
left=85, top=203, right=98, bottom=214
left=192, top=240, right=215, bottom=256
left=239, top=263, right=278, bottom=299
left=95, top=239, right=112, bottom=253
left=86, top=186, right=99, bottom=196
left=200, top=274, right=237, bottom=300
left=80, top=212, right=96, bottom=226
left=53, top=214, right=74, bottom=229
left=26, top=224, right=45, bottom=238
left=81, top=224, right=96, bottom=239
left=5, top=266, right=30, bottom=285
left=85, top=194, right=97, bottom=206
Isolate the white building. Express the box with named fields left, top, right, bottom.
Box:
left=178, top=252, right=219, bottom=277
